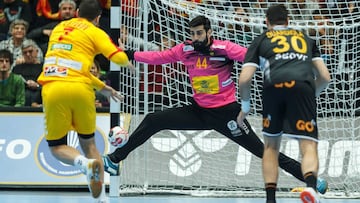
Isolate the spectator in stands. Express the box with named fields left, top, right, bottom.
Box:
left=308, top=10, right=334, bottom=59
left=121, top=0, right=139, bottom=17
left=34, top=0, right=62, bottom=27
left=28, top=0, right=76, bottom=54
left=90, top=59, right=109, bottom=108
left=0, top=0, right=32, bottom=41
left=0, top=49, right=25, bottom=107
left=325, top=0, right=359, bottom=19
left=96, top=0, right=111, bottom=38
left=287, top=0, right=320, bottom=21
left=12, top=39, right=42, bottom=106
left=227, top=6, right=253, bottom=46
left=0, top=19, right=43, bottom=69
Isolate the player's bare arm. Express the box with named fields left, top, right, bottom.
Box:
left=312, top=59, right=331, bottom=97
left=237, top=65, right=257, bottom=128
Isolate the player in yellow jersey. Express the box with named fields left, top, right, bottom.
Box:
left=37, top=0, right=132, bottom=202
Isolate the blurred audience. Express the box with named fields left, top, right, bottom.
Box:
left=308, top=10, right=334, bottom=59
left=0, top=0, right=32, bottom=40
left=0, top=0, right=359, bottom=110
left=0, top=49, right=25, bottom=107
left=34, top=0, right=62, bottom=27
left=227, top=6, right=253, bottom=45
left=12, top=39, right=42, bottom=106
left=288, top=0, right=320, bottom=21
left=0, top=19, right=43, bottom=69
left=90, top=59, right=109, bottom=108
left=28, top=0, right=76, bottom=54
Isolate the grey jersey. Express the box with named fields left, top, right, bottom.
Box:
left=243, top=26, right=321, bottom=89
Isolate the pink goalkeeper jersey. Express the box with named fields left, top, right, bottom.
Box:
left=134, top=39, right=247, bottom=108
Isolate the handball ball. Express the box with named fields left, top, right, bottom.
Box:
left=108, top=126, right=129, bottom=147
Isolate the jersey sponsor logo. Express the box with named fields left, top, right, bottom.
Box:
left=275, top=52, right=308, bottom=61
left=209, top=57, right=225, bottom=61
left=44, top=66, right=68, bottom=77
left=35, top=130, right=107, bottom=177
left=44, top=57, right=57, bottom=65
left=51, top=43, right=72, bottom=51
left=296, top=119, right=316, bottom=132
left=57, top=58, right=82, bottom=70
left=192, top=75, right=219, bottom=94
left=274, top=80, right=296, bottom=88
left=227, top=120, right=242, bottom=137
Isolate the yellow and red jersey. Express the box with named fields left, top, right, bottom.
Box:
left=38, top=17, right=129, bottom=90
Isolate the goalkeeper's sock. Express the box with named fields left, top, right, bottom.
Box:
left=304, top=172, right=317, bottom=191
left=265, top=183, right=277, bottom=203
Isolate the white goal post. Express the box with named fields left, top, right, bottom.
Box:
left=109, top=0, right=360, bottom=198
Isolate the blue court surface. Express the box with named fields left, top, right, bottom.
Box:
left=0, top=191, right=359, bottom=203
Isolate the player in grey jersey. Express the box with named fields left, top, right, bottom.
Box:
left=237, top=4, right=331, bottom=203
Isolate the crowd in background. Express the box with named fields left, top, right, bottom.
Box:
left=0, top=0, right=112, bottom=108
left=1, top=0, right=360, bottom=109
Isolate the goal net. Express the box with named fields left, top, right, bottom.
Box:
left=110, top=0, right=360, bottom=198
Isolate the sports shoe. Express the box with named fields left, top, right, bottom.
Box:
left=102, top=155, right=119, bottom=176
left=86, top=159, right=102, bottom=198
left=300, top=187, right=320, bottom=203
left=316, top=177, right=328, bottom=194
left=94, top=197, right=108, bottom=203
left=291, top=178, right=328, bottom=194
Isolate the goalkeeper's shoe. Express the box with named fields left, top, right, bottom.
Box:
left=300, top=187, right=320, bottom=203
left=291, top=178, right=328, bottom=194
left=102, top=155, right=119, bottom=176
left=86, top=159, right=102, bottom=198
left=316, top=177, right=328, bottom=194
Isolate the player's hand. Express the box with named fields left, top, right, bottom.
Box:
left=236, top=111, right=248, bottom=129
left=100, top=85, right=124, bottom=102
left=118, top=38, right=125, bottom=50
left=126, top=61, right=136, bottom=73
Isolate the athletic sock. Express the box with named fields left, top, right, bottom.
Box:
left=74, top=155, right=89, bottom=173
left=304, top=172, right=317, bottom=191
left=265, top=183, right=277, bottom=203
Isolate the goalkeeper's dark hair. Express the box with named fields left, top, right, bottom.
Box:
left=266, top=4, right=288, bottom=25
left=0, top=49, right=13, bottom=65
left=78, top=0, right=102, bottom=21
left=189, top=15, right=212, bottom=31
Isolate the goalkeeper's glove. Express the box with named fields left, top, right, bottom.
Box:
left=124, top=50, right=135, bottom=60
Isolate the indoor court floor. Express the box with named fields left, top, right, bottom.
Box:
left=0, top=191, right=359, bottom=203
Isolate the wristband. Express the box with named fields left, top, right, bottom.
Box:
left=241, top=100, right=250, bottom=113
left=124, top=50, right=135, bottom=60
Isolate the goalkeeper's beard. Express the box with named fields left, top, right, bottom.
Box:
left=193, top=37, right=209, bottom=52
